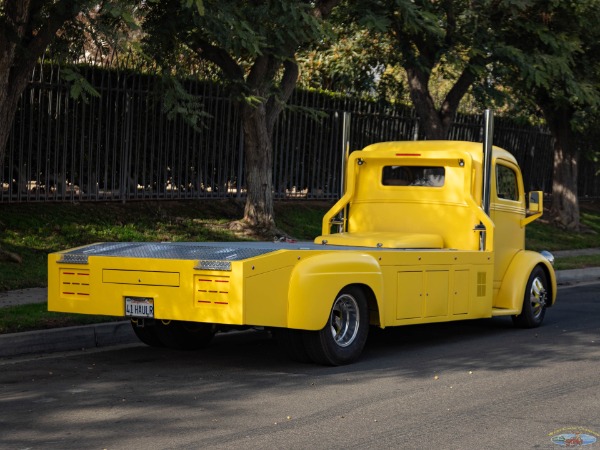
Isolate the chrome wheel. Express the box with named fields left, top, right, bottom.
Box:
left=529, top=275, right=548, bottom=321
left=304, top=286, right=370, bottom=365
left=513, top=266, right=549, bottom=328
left=329, top=294, right=360, bottom=348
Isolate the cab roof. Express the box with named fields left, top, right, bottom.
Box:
left=359, top=140, right=517, bottom=165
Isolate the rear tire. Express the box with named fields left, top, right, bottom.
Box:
left=512, top=266, right=548, bottom=328
left=155, top=320, right=216, bottom=350
left=304, top=286, right=369, bottom=366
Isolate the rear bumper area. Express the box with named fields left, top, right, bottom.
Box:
left=49, top=254, right=246, bottom=325
left=47, top=242, right=280, bottom=325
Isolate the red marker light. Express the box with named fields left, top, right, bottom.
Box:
left=395, top=153, right=421, bottom=157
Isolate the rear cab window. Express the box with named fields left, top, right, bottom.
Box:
left=382, top=166, right=445, bottom=187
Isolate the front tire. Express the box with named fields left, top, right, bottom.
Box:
left=512, top=266, right=548, bottom=328
left=304, top=286, right=369, bottom=366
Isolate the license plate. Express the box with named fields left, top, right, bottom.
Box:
left=125, top=297, right=154, bottom=318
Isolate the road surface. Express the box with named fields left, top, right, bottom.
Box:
left=1, top=283, right=599, bottom=449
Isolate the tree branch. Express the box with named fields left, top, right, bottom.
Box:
left=194, top=38, right=244, bottom=82
left=440, top=56, right=486, bottom=128
left=266, top=58, right=299, bottom=132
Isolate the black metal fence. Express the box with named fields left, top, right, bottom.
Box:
left=2, top=59, right=598, bottom=203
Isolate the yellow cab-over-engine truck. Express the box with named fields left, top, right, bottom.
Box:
left=48, top=112, right=556, bottom=365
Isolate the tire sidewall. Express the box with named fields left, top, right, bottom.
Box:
left=516, top=266, right=548, bottom=328
left=317, top=285, right=370, bottom=365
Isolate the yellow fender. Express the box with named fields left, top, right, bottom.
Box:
left=287, top=252, right=384, bottom=330
left=495, top=250, right=557, bottom=311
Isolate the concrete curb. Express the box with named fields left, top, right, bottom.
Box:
left=556, top=267, right=600, bottom=285
left=0, top=321, right=136, bottom=358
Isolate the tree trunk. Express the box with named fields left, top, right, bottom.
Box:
left=0, top=0, right=31, bottom=165
left=0, top=0, right=83, bottom=166
left=405, top=61, right=478, bottom=141
left=241, top=102, right=275, bottom=230
left=0, top=66, right=31, bottom=166
left=239, top=58, right=298, bottom=231
left=549, top=125, right=580, bottom=230
left=405, top=66, right=447, bottom=140
left=542, top=104, right=580, bottom=230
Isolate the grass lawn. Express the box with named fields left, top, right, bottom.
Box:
left=0, top=303, right=119, bottom=334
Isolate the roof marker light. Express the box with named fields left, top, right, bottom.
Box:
left=396, top=153, right=421, bottom=157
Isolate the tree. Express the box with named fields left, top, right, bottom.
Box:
left=1, top=1, right=83, bottom=171
left=495, top=0, right=600, bottom=230
left=297, top=22, right=396, bottom=97
left=0, top=0, right=95, bottom=263
left=0, top=1, right=138, bottom=262
left=143, top=0, right=340, bottom=232
left=346, top=0, right=501, bottom=139
left=0, top=0, right=141, bottom=173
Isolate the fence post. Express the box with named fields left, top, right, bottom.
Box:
left=236, top=122, right=244, bottom=200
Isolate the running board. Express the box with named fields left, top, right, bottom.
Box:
left=492, top=308, right=520, bottom=316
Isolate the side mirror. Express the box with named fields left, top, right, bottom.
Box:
left=527, top=191, right=543, bottom=214
left=522, top=191, right=544, bottom=226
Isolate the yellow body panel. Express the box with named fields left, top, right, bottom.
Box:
left=48, top=141, right=556, bottom=332
left=49, top=247, right=496, bottom=329
left=287, top=252, right=384, bottom=330
left=494, top=251, right=557, bottom=313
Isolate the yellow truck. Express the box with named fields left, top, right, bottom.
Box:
left=48, top=136, right=556, bottom=365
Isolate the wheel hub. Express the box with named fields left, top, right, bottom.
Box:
left=530, top=276, right=547, bottom=319
left=329, top=294, right=360, bottom=347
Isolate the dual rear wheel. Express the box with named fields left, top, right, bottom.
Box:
left=275, top=285, right=370, bottom=366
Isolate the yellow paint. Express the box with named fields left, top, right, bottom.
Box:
left=48, top=141, right=556, bottom=334
left=494, top=251, right=557, bottom=312
left=287, top=252, right=384, bottom=330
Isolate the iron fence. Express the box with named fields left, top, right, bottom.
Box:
left=2, top=59, right=598, bottom=203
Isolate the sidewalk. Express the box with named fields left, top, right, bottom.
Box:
left=1, top=250, right=599, bottom=358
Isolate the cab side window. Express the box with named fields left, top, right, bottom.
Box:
left=496, top=164, right=519, bottom=201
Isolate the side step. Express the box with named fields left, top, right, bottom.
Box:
left=491, top=308, right=520, bottom=317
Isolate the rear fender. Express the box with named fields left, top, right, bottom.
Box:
left=495, top=250, right=557, bottom=311
left=287, top=252, right=384, bottom=330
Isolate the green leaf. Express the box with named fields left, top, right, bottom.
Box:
left=182, top=0, right=204, bottom=15
left=61, top=68, right=100, bottom=104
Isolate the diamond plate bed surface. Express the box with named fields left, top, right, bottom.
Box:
left=63, top=242, right=284, bottom=261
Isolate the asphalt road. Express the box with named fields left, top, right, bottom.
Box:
left=1, top=283, right=599, bottom=450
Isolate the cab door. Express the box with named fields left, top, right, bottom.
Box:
left=490, top=159, right=526, bottom=297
